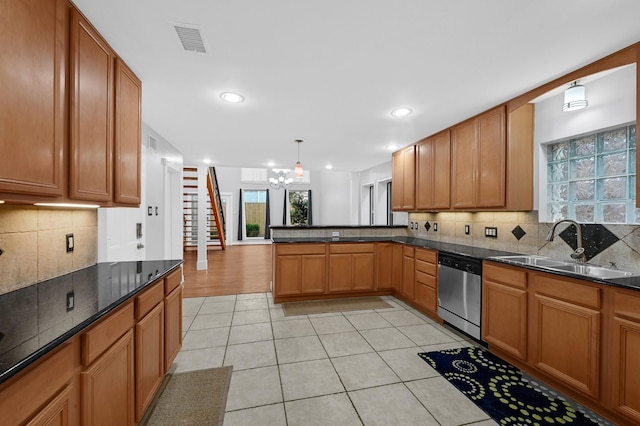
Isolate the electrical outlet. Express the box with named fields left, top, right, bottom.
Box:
left=485, top=226, right=498, bottom=238
left=331, top=231, right=340, bottom=237
left=433, top=223, right=438, bottom=232
left=66, top=291, right=74, bottom=312
left=66, top=233, right=74, bottom=252
left=464, top=225, right=470, bottom=235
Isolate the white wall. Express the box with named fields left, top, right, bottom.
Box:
left=534, top=64, right=636, bottom=219
left=97, top=123, right=183, bottom=262
left=350, top=161, right=408, bottom=226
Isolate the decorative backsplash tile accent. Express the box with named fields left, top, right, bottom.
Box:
left=558, top=224, right=619, bottom=262
left=511, top=225, right=526, bottom=241
left=424, top=221, right=431, bottom=231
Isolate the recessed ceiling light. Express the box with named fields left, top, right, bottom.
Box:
left=385, top=144, right=399, bottom=151
left=203, top=159, right=211, bottom=164
left=390, top=108, right=412, bottom=117
left=220, top=92, right=244, bottom=103
left=267, top=161, right=275, bottom=167
left=325, top=164, right=333, bottom=170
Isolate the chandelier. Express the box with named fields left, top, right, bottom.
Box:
left=269, top=169, right=293, bottom=189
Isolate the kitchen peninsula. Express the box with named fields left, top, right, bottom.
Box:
left=0, top=260, right=183, bottom=425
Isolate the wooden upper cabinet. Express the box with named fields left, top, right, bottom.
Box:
left=416, top=130, right=451, bottom=210
left=451, top=106, right=506, bottom=209
left=114, top=59, right=142, bottom=205
left=391, top=146, right=415, bottom=210
left=0, top=0, right=66, bottom=196
left=69, top=9, right=114, bottom=202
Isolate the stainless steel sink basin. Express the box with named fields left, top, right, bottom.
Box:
left=490, top=255, right=640, bottom=280
left=492, top=255, right=567, bottom=267
left=545, top=264, right=640, bottom=279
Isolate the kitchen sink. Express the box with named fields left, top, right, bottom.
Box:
left=490, top=255, right=640, bottom=280
left=545, top=263, right=640, bottom=279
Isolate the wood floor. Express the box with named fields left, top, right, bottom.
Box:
left=182, top=244, right=272, bottom=298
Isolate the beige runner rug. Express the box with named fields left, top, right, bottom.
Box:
left=142, top=366, right=233, bottom=426
left=282, top=296, right=393, bottom=316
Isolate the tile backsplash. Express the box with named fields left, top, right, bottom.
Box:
left=408, top=211, right=640, bottom=271
left=0, top=205, right=97, bottom=295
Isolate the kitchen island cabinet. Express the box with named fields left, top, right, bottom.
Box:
left=328, top=243, right=375, bottom=292
left=274, top=243, right=327, bottom=297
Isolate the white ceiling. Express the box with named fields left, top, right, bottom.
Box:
left=72, top=0, right=640, bottom=173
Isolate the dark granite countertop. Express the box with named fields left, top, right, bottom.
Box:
left=270, top=225, right=407, bottom=229
left=0, top=259, right=183, bottom=384
left=272, top=236, right=640, bottom=291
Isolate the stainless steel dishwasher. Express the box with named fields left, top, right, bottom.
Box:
left=437, top=252, right=482, bottom=340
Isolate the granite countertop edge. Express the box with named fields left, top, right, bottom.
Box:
left=0, top=259, right=183, bottom=385
left=272, top=236, right=640, bottom=291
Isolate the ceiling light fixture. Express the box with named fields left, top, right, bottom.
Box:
left=325, top=164, right=333, bottom=170
left=562, top=81, right=588, bottom=112
left=294, top=139, right=304, bottom=178
left=220, top=92, right=244, bottom=103
left=391, top=108, right=412, bottom=117
left=269, top=169, right=293, bottom=190
left=385, top=144, right=399, bottom=151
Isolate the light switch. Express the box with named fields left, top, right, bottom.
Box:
left=66, top=233, right=74, bottom=252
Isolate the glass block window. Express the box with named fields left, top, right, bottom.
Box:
left=547, top=123, right=637, bottom=224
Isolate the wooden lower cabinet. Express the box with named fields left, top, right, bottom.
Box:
left=391, top=244, right=403, bottom=294
left=376, top=243, right=394, bottom=290
left=81, top=329, right=135, bottom=426
left=610, top=288, right=640, bottom=423
left=413, top=248, right=437, bottom=315
left=328, top=243, right=375, bottom=292
left=274, top=244, right=326, bottom=296
left=482, top=261, right=528, bottom=361
left=530, top=272, right=601, bottom=400
left=27, top=384, right=73, bottom=426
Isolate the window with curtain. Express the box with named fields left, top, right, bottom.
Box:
left=546, top=122, right=637, bottom=224
left=243, top=189, right=267, bottom=237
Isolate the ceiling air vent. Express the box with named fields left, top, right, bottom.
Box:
left=173, top=24, right=207, bottom=54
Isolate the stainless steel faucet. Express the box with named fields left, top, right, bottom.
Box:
left=546, top=219, right=586, bottom=263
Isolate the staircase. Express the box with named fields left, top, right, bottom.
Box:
left=183, top=167, right=226, bottom=251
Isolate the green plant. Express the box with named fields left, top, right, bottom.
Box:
left=246, top=223, right=260, bottom=237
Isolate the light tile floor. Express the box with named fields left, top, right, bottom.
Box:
left=176, top=293, right=609, bottom=425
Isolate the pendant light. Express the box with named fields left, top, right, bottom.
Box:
left=562, top=81, right=588, bottom=112
left=294, top=139, right=304, bottom=177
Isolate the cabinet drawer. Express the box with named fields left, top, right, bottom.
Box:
left=415, top=248, right=437, bottom=263
left=533, top=272, right=600, bottom=309
left=329, top=243, right=375, bottom=254
left=164, top=267, right=182, bottom=295
left=614, top=288, right=640, bottom=321
left=82, top=302, right=134, bottom=367
left=416, top=270, right=436, bottom=288
left=276, top=244, right=325, bottom=256
left=415, top=259, right=437, bottom=276
left=484, top=261, right=527, bottom=289
left=136, top=281, right=164, bottom=320
left=403, top=246, right=414, bottom=257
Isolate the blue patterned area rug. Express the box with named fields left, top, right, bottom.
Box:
left=419, top=347, right=607, bottom=426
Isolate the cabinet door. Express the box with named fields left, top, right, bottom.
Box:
left=135, top=303, right=164, bottom=422
left=352, top=253, right=375, bottom=291
left=416, top=131, right=451, bottom=210
left=451, top=119, right=476, bottom=209
left=69, top=9, right=114, bottom=202
left=164, top=284, right=183, bottom=373
left=402, top=248, right=415, bottom=299
left=482, top=279, right=527, bottom=360
left=611, top=290, right=640, bottom=423
left=276, top=255, right=303, bottom=295
left=300, top=255, right=326, bottom=294
left=114, top=59, right=141, bottom=205
left=0, top=0, right=65, bottom=196
left=81, top=329, right=135, bottom=426
left=531, top=273, right=601, bottom=399
left=391, top=150, right=404, bottom=210
left=476, top=106, right=506, bottom=207
left=376, top=243, right=393, bottom=290
left=391, top=244, right=403, bottom=294
left=26, top=384, right=73, bottom=426
left=329, top=253, right=352, bottom=292
left=391, top=146, right=415, bottom=210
